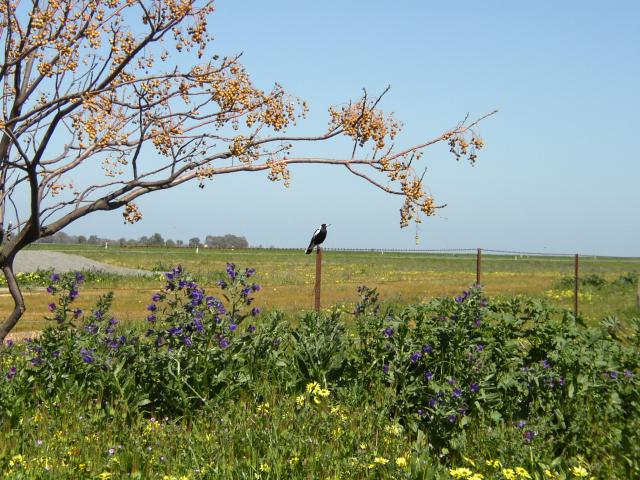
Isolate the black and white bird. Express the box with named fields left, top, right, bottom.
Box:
left=305, top=224, right=329, bottom=254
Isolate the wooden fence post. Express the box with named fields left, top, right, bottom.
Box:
left=574, top=253, right=579, bottom=316
left=476, top=248, right=482, bottom=286
left=315, top=246, right=322, bottom=312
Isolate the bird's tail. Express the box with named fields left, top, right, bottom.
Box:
left=305, top=244, right=313, bottom=254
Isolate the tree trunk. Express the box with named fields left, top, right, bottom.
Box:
left=0, top=258, right=26, bottom=342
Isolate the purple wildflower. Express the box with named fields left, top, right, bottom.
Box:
left=383, top=363, right=389, bottom=374
left=475, top=344, right=484, bottom=352
left=247, top=325, right=257, bottom=332
left=31, top=357, right=44, bottom=367
left=75, top=272, right=85, bottom=283
left=194, top=318, right=204, bottom=332
left=5, top=339, right=13, bottom=348
left=410, top=352, right=422, bottom=363
left=470, top=383, right=479, bottom=393
left=448, top=414, right=457, bottom=423
left=383, top=327, right=394, bottom=337
left=523, top=430, right=536, bottom=443
left=184, top=336, right=193, bottom=347
left=226, top=262, right=236, bottom=279
left=453, top=388, right=462, bottom=398
left=517, top=420, right=526, bottom=429
left=73, top=308, right=83, bottom=319
left=152, top=293, right=162, bottom=302
left=6, top=367, right=17, bottom=380
left=48, top=303, right=56, bottom=312
left=46, top=286, right=54, bottom=294
left=216, top=280, right=227, bottom=289
left=250, top=307, right=261, bottom=316
left=424, top=371, right=434, bottom=381
left=147, top=314, right=157, bottom=323
left=624, top=369, right=633, bottom=378
left=455, top=296, right=464, bottom=303
left=219, top=337, right=230, bottom=349
left=422, top=344, right=432, bottom=354
left=245, top=267, right=256, bottom=277
left=542, top=359, right=551, bottom=369
left=80, top=348, right=94, bottom=363
left=50, top=273, right=60, bottom=282
left=229, top=323, right=238, bottom=332
left=447, top=377, right=456, bottom=385
left=147, top=303, right=157, bottom=312
left=610, top=370, right=618, bottom=380
left=428, top=398, right=437, bottom=407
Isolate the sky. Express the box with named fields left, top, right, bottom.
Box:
left=67, top=0, right=640, bottom=256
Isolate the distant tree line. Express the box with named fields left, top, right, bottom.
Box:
left=36, top=231, right=249, bottom=249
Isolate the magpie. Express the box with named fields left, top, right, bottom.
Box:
left=305, top=224, right=329, bottom=254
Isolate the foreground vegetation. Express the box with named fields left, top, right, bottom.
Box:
left=3, top=245, right=640, bottom=334
left=1, top=264, right=639, bottom=478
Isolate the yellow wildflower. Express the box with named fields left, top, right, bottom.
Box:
left=502, top=468, right=517, bottom=480
left=463, top=456, right=476, bottom=466
left=516, top=466, right=532, bottom=479
left=259, top=463, right=271, bottom=472
left=359, top=443, right=367, bottom=450
left=317, top=388, right=331, bottom=397
left=570, top=465, right=588, bottom=478
left=395, top=456, right=408, bottom=468
left=449, top=467, right=472, bottom=478
left=544, top=469, right=558, bottom=479
left=296, top=395, right=305, bottom=406
left=8, top=455, right=24, bottom=467
left=306, top=381, right=321, bottom=394
left=469, top=474, right=484, bottom=480
left=288, top=456, right=299, bottom=466
left=257, top=402, right=270, bottom=413
left=486, top=459, right=501, bottom=468
left=98, top=473, right=112, bottom=480
left=385, top=424, right=402, bottom=436
left=373, top=456, right=389, bottom=465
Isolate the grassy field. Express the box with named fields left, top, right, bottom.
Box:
left=3, top=244, right=639, bottom=333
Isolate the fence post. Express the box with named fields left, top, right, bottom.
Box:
left=476, top=248, right=482, bottom=286
left=574, top=253, right=579, bottom=316
left=637, top=281, right=640, bottom=309
left=315, top=246, right=322, bottom=312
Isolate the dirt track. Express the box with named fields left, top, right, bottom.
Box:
left=13, top=250, right=150, bottom=276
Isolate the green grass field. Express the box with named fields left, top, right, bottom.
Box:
left=4, top=244, right=639, bottom=334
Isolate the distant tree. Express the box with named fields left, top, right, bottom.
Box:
left=188, top=237, right=201, bottom=248
left=77, top=235, right=87, bottom=244
left=138, top=236, right=149, bottom=246
left=87, top=235, right=99, bottom=245
left=176, top=240, right=184, bottom=247
left=149, top=233, right=164, bottom=246
left=165, top=239, right=176, bottom=248
left=0, top=0, right=495, bottom=340
left=118, top=238, right=127, bottom=247
left=205, top=234, right=248, bottom=249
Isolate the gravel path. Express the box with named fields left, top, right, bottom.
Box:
left=13, top=250, right=151, bottom=276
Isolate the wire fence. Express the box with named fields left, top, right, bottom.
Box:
left=314, top=247, right=640, bottom=314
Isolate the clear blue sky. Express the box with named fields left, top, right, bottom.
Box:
left=69, top=0, right=640, bottom=256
